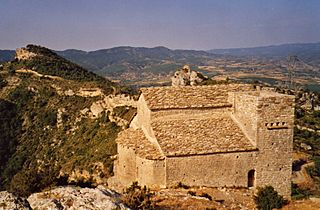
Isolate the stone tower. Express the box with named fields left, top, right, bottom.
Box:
left=232, top=91, right=295, bottom=197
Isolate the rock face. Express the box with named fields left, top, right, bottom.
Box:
left=27, top=185, right=129, bottom=210
left=1, top=186, right=129, bottom=210
left=0, top=191, right=31, bottom=210
left=171, top=65, right=207, bottom=86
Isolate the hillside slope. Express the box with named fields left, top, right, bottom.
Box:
left=0, top=45, right=137, bottom=197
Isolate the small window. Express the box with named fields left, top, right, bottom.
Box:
left=248, top=170, right=255, bottom=188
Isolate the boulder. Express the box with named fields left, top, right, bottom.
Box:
left=90, top=102, right=104, bottom=118
left=300, top=143, right=312, bottom=151
left=27, top=186, right=129, bottom=210
left=0, top=191, right=31, bottom=210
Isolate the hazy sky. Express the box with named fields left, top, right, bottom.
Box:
left=1, top=0, right=320, bottom=50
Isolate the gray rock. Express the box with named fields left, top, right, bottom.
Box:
left=300, top=143, right=312, bottom=151
left=0, top=191, right=31, bottom=210
left=27, top=185, right=129, bottom=210
left=171, top=65, right=207, bottom=86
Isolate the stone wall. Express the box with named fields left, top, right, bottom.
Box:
left=136, top=157, right=166, bottom=188
left=114, top=144, right=137, bottom=186
left=166, top=151, right=257, bottom=188
left=232, top=92, right=259, bottom=145
left=114, top=144, right=166, bottom=188
left=136, top=95, right=159, bottom=144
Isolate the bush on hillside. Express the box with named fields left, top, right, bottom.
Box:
left=254, top=186, right=287, bottom=210
left=121, top=181, right=155, bottom=210
left=291, top=183, right=312, bottom=200
left=0, top=75, right=7, bottom=89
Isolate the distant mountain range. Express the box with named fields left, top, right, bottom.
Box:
left=0, top=50, right=15, bottom=63
left=209, top=42, right=320, bottom=63
left=1, top=42, right=320, bottom=82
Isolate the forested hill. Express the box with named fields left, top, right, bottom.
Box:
left=0, top=45, right=136, bottom=197
left=56, top=46, right=215, bottom=77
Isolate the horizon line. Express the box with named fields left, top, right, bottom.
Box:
left=1, top=41, right=320, bottom=52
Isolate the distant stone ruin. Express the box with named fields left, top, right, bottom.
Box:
left=171, top=65, right=207, bottom=86
left=111, top=83, right=295, bottom=199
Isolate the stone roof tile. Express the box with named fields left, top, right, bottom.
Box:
left=141, top=84, right=253, bottom=110
left=116, top=128, right=164, bottom=160
left=151, top=113, right=256, bottom=156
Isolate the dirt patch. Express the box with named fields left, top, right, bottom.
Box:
left=153, top=187, right=256, bottom=210
left=282, top=198, right=320, bottom=210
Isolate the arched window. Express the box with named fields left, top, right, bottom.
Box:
left=248, top=169, right=255, bottom=188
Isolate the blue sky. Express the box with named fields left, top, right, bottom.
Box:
left=1, top=0, right=320, bottom=50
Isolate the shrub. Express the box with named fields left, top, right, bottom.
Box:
left=254, top=186, right=287, bottom=210
left=199, top=192, right=212, bottom=201
left=313, top=156, right=320, bottom=176
left=175, top=181, right=190, bottom=189
left=0, top=76, right=7, bottom=89
left=187, top=190, right=196, bottom=196
left=121, top=182, right=155, bottom=210
left=291, top=183, right=312, bottom=200
left=305, top=156, right=320, bottom=178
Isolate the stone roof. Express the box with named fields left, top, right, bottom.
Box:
left=140, top=84, right=253, bottom=110
left=116, top=128, right=164, bottom=160
left=151, top=113, right=256, bottom=156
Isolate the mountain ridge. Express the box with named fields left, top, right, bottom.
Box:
left=2, top=42, right=320, bottom=86
left=208, top=42, right=320, bottom=58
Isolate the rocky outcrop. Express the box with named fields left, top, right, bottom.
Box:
left=0, top=191, right=31, bottom=210
left=78, top=88, right=103, bottom=97
left=27, top=186, right=129, bottom=210
left=60, top=162, right=109, bottom=186
left=50, top=85, right=103, bottom=97
left=15, top=48, right=37, bottom=60
left=90, top=101, right=105, bottom=118
left=0, top=186, right=129, bottom=210
left=171, top=65, right=207, bottom=86
left=87, top=95, right=137, bottom=127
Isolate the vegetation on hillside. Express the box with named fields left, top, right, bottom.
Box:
left=121, top=182, right=155, bottom=210
left=291, top=90, right=320, bottom=198
left=0, top=45, right=138, bottom=197
left=7, top=45, right=121, bottom=95
left=0, top=76, right=121, bottom=196
left=254, top=186, right=287, bottom=210
left=20, top=45, right=106, bottom=82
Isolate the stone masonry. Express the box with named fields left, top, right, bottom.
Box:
left=112, top=84, right=295, bottom=198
